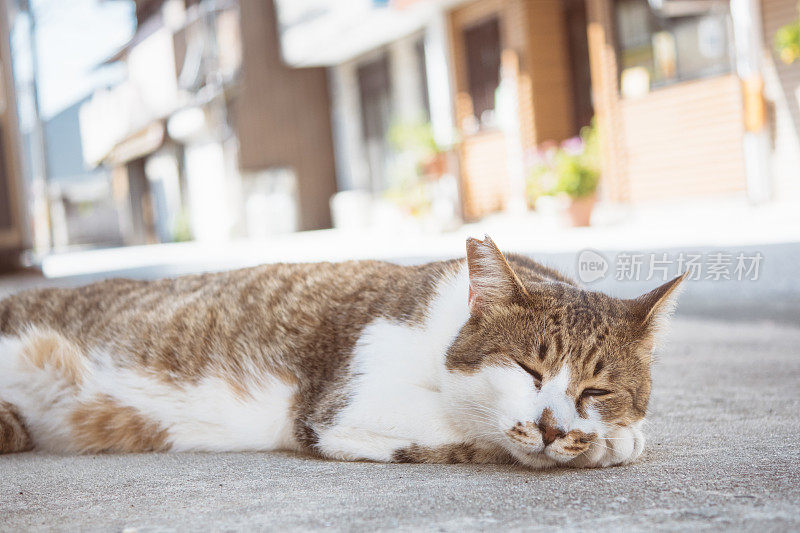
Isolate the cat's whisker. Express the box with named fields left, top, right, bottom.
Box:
left=589, top=441, right=616, bottom=453
left=448, top=405, right=503, bottom=418
left=450, top=405, right=502, bottom=417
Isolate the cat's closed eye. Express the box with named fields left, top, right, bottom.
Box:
left=580, top=388, right=611, bottom=398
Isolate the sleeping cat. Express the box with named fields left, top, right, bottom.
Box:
left=0, top=236, right=685, bottom=468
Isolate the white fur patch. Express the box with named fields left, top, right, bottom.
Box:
left=316, top=265, right=472, bottom=461
left=0, top=334, right=79, bottom=450
left=0, top=333, right=299, bottom=453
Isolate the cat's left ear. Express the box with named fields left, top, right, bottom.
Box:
left=627, top=272, right=688, bottom=352
left=466, top=235, right=528, bottom=313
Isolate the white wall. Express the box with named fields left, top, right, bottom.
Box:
left=389, top=37, right=426, bottom=122
left=329, top=62, right=370, bottom=191
left=424, top=11, right=456, bottom=149
left=184, top=141, right=231, bottom=242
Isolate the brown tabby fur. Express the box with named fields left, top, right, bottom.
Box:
left=70, top=395, right=171, bottom=453
left=0, top=401, right=33, bottom=453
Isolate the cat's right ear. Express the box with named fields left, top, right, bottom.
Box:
left=466, top=235, right=528, bottom=314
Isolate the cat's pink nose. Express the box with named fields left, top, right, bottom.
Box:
left=537, top=408, right=564, bottom=445
left=539, top=423, right=563, bottom=445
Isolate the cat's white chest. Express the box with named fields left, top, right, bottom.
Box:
left=315, top=268, right=471, bottom=461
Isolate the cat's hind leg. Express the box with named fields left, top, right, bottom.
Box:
left=0, top=330, right=87, bottom=452
left=0, top=401, right=33, bottom=453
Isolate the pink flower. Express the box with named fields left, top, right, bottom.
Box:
left=561, top=136, right=584, bottom=155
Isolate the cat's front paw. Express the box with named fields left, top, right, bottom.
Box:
left=571, top=422, right=645, bottom=468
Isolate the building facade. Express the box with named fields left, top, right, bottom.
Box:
left=3, top=0, right=799, bottom=264
left=79, top=0, right=337, bottom=245
left=279, top=0, right=800, bottom=224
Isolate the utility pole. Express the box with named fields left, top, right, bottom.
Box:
left=19, top=0, right=52, bottom=253
left=731, top=0, right=772, bottom=203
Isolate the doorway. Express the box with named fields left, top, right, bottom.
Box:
left=564, top=0, right=594, bottom=131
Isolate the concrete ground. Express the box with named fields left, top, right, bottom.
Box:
left=1, top=244, right=800, bottom=531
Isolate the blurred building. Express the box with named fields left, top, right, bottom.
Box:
left=78, top=0, right=336, bottom=244
left=2, top=0, right=799, bottom=262
left=593, top=0, right=799, bottom=204
left=45, top=98, right=123, bottom=248
left=0, top=0, right=136, bottom=264
left=278, top=0, right=800, bottom=220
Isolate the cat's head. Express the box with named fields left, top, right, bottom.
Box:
left=444, top=236, right=685, bottom=468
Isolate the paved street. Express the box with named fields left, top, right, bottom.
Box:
left=1, top=245, right=799, bottom=531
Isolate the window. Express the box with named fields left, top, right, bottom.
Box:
left=615, top=0, right=733, bottom=94
left=463, top=17, right=501, bottom=129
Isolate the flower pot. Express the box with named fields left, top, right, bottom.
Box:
left=421, top=152, right=448, bottom=178
left=566, top=193, right=596, bottom=227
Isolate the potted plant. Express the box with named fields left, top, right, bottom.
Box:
left=527, top=121, right=601, bottom=227
left=775, top=1, right=800, bottom=65
left=776, top=1, right=800, bottom=110
left=384, top=119, right=454, bottom=221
